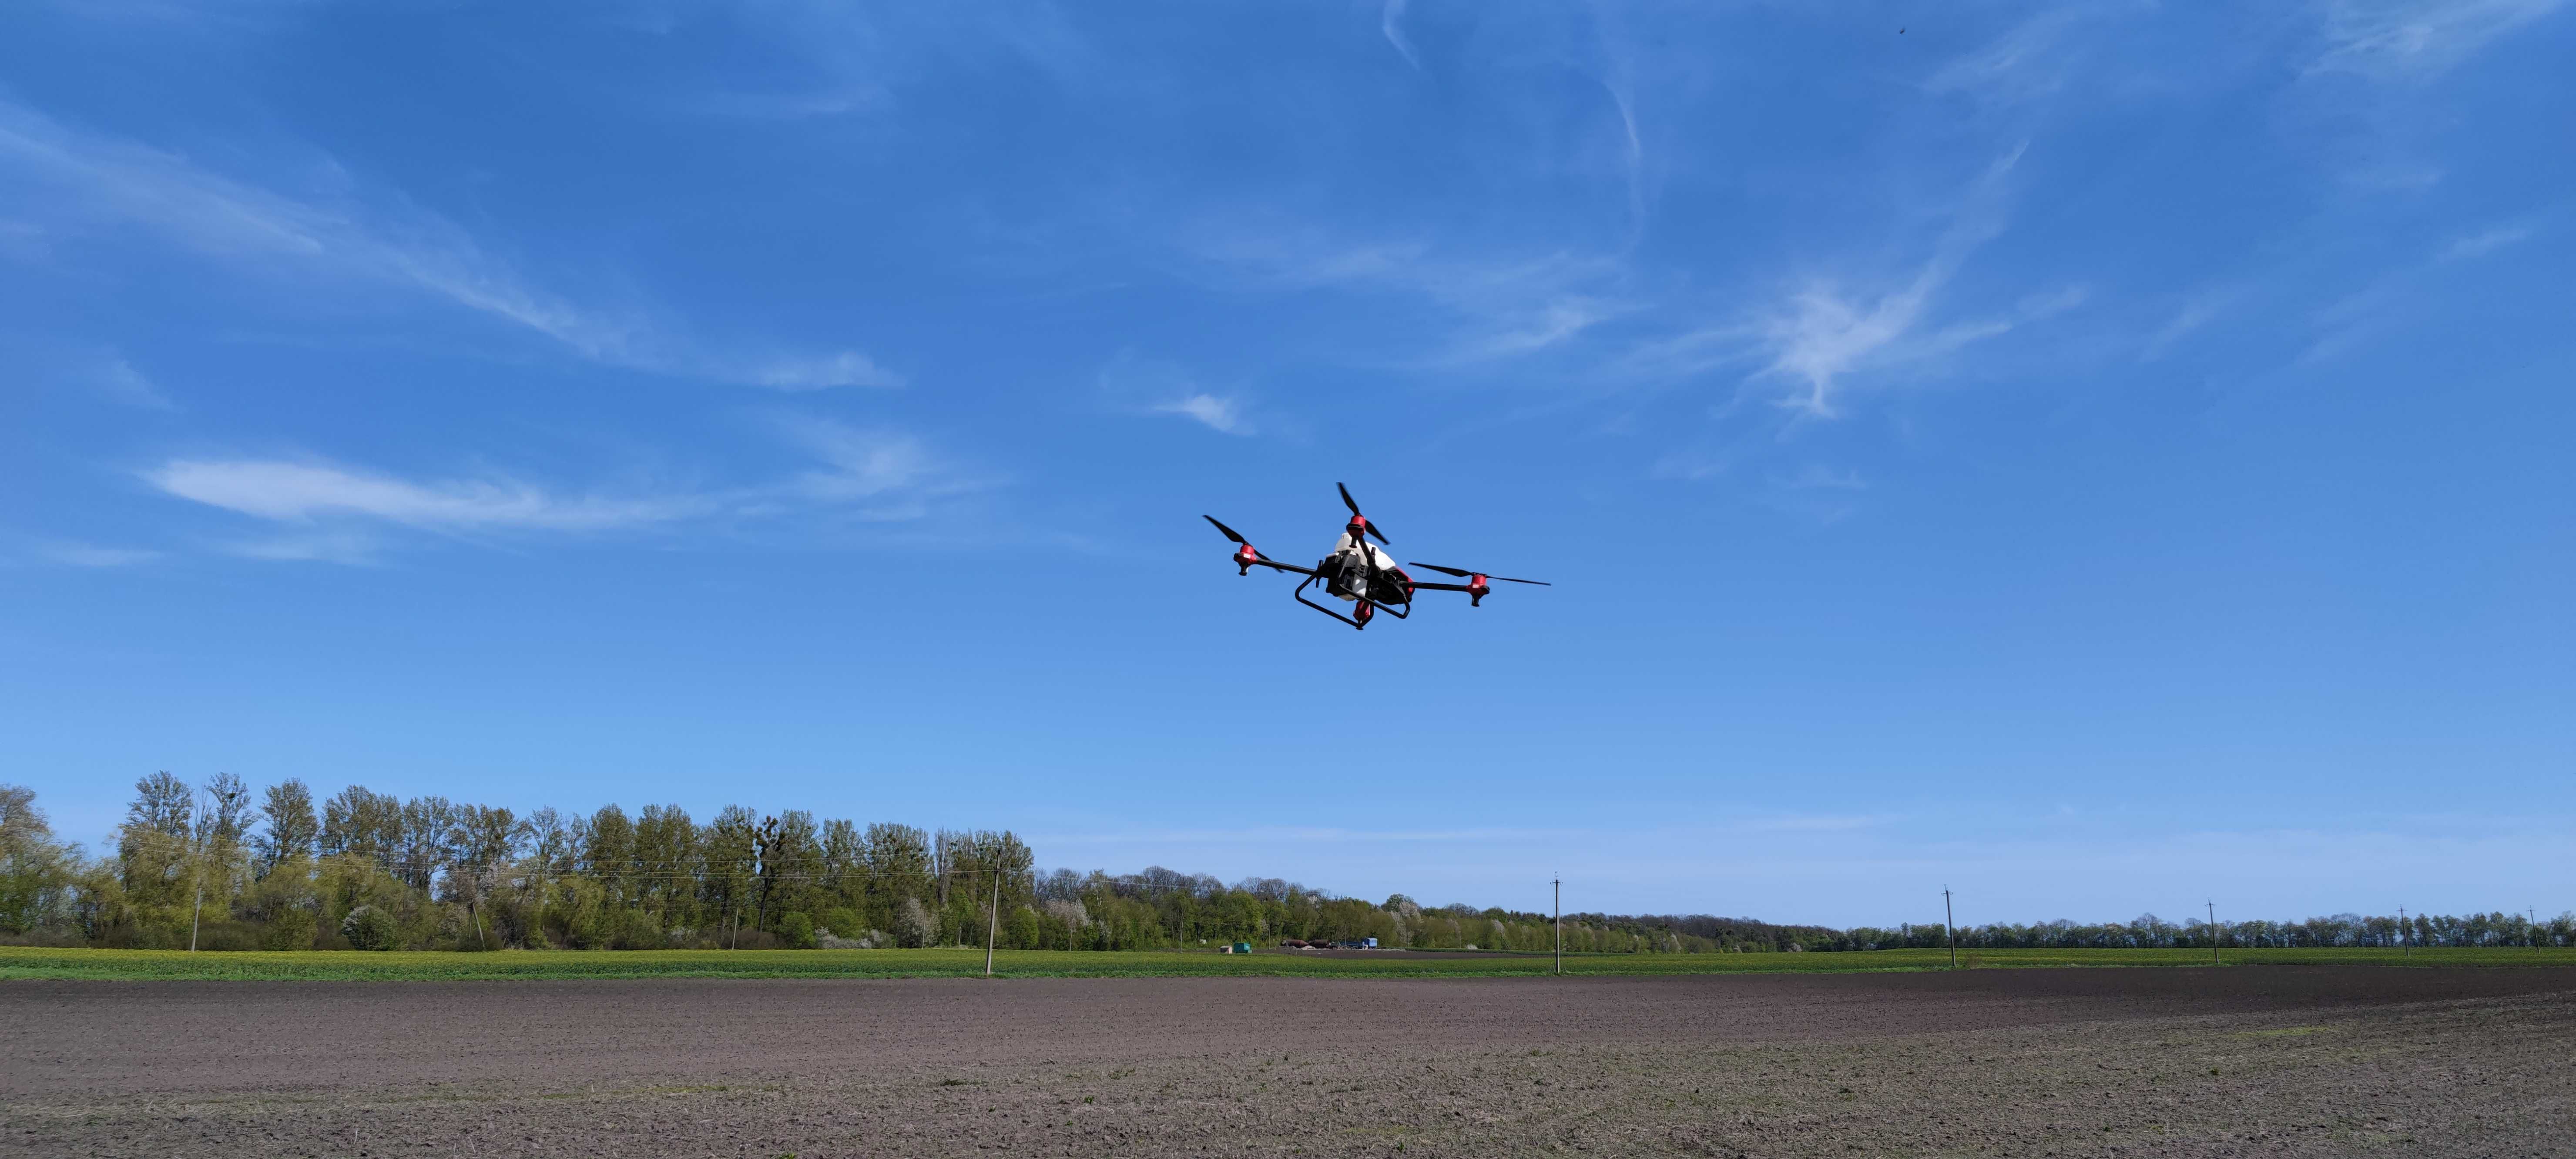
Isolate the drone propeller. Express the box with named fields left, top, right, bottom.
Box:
left=1407, top=562, right=1551, bottom=586
left=1206, top=515, right=1280, bottom=576
left=1337, top=482, right=1390, bottom=545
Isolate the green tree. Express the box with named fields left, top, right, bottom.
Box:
left=632, top=804, right=696, bottom=926
left=0, top=784, right=78, bottom=935
left=255, top=779, right=319, bottom=878
left=862, top=823, right=932, bottom=933
left=702, top=806, right=758, bottom=947
left=319, top=785, right=402, bottom=864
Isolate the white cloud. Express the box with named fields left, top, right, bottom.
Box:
left=142, top=418, right=993, bottom=561
left=2441, top=222, right=2536, bottom=260
left=1380, top=0, right=1422, bottom=70
left=2308, top=0, right=2566, bottom=80
left=2296, top=224, right=2547, bottom=362
left=745, top=351, right=905, bottom=391
left=146, top=460, right=707, bottom=532
left=1149, top=393, right=1250, bottom=434
left=33, top=541, right=161, bottom=567
left=1758, top=277, right=1942, bottom=418
left=1925, top=11, right=2086, bottom=107
left=1187, top=225, right=1626, bottom=368
left=224, top=529, right=386, bottom=566
left=1770, top=465, right=1866, bottom=492
left=1756, top=464, right=1870, bottom=523
left=1742, top=148, right=2033, bottom=417
left=7, top=342, right=181, bottom=409
left=89, top=354, right=177, bottom=411
left=0, top=100, right=892, bottom=389
left=771, top=417, right=964, bottom=504
left=2142, top=285, right=2252, bottom=362
left=1099, top=351, right=1258, bottom=435
left=1441, top=298, right=1623, bottom=365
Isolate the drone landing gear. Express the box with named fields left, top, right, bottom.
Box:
left=1291, top=575, right=1406, bottom=630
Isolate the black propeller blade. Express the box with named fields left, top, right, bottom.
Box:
left=1407, top=562, right=1551, bottom=586
left=1336, top=482, right=1390, bottom=544
left=1203, top=515, right=1249, bottom=545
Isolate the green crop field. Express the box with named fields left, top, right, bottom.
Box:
left=3, top=945, right=2570, bottom=982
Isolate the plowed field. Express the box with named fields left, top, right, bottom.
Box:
left=6, top=966, right=2571, bottom=1156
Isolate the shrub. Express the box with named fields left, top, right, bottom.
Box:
left=340, top=904, right=399, bottom=951
left=895, top=898, right=936, bottom=948
left=252, top=897, right=322, bottom=951
left=778, top=911, right=817, bottom=950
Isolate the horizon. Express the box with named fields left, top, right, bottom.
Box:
left=13, top=772, right=2565, bottom=931
left=5, top=2, right=2570, bottom=929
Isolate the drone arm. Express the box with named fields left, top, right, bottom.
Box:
left=1244, top=556, right=1315, bottom=576
left=1405, top=579, right=1504, bottom=608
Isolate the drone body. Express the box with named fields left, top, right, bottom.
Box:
left=1204, top=484, right=1550, bottom=630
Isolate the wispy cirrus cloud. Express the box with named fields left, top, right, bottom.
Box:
left=1752, top=160, right=2023, bottom=417
left=1380, top=0, right=1422, bottom=70
left=1184, top=224, right=1628, bottom=369
left=6, top=341, right=182, bottom=409
left=1644, top=147, right=2070, bottom=419
left=771, top=415, right=999, bottom=519
left=2440, top=221, right=2537, bottom=260
left=143, top=415, right=994, bottom=561
left=1925, top=11, right=2091, bottom=107
left=0, top=100, right=896, bottom=389
left=85, top=353, right=178, bottom=411
left=1149, top=394, right=1250, bottom=435
left=2308, top=0, right=2566, bottom=80
left=1099, top=351, right=1257, bottom=435
left=27, top=541, right=162, bottom=568
left=146, top=460, right=711, bottom=532
left=2142, top=284, right=2255, bottom=362
left=224, top=529, right=387, bottom=567
left=2301, top=218, right=2545, bottom=362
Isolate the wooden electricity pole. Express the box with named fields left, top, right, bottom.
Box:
left=1943, top=886, right=1957, bottom=970
left=985, top=872, right=1000, bottom=979
left=1553, top=876, right=1562, bottom=976
left=2207, top=900, right=2220, bottom=966
left=188, top=828, right=207, bottom=953
left=2399, top=905, right=2408, bottom=960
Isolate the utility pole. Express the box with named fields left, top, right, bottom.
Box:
left=2207, top=900, right=2220, bottom=966
left=188, top=829, right=206, bottom=953
left=1943, top=886, right=1957, bottom=970
left=1553, top=876, right=1562, bottom=976
left=2399, top=905, right=2408, bottom=960
left=985, top=872, right=1001, bottom=979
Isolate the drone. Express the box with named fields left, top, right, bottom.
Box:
left=1203, top=483, right=1550, bottom=630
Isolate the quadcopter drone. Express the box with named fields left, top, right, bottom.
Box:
left=1203, top=483, right=1550, bottom=630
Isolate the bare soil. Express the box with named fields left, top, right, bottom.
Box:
left=6, top=966, right=2572, bottom=1157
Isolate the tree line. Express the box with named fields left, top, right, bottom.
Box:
left=2, top=777, right=2566, bottom=953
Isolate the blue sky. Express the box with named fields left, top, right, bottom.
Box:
left=3, top=1, right=2569, bottom=926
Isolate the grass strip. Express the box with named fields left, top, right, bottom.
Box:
left=5, top=945, right=2572, bottom=981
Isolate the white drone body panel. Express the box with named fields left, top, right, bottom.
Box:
left=1324, top=532, right=1399, bottom=601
